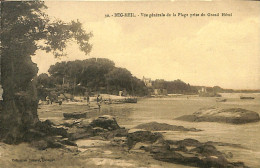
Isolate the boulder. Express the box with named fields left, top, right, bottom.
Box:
left=24, top=120, right=68, bottom=143
left=153, top=139, right=248, bottom=168
left=30, top=136, right=76, bottom=150
left=61, top=119, right=81, bottom=128
left=89, top=115, right=120, bottom=130
left=190, top=144, right=224, bottom=157
left=149, top=139, right=171, bottom=154
left=35, top=120, right=68, bottom=137
left=171, top=138, right=202, bottom=147
left=135, top=122, right=201, bottom=132
left=80, top=118, right=92, bottom=128
left=126, top=133, right=248, bottom=168
left=104, top=128, right=129, bottom=140
left=153, top=151, right=203, bottom=167
left=176, top=107, right=260, bottom=124
left=65, top=115, right=125, bottom=141
left=126, top=131, right=163, bottom=150
left=67, top=127, right=93, bottom=141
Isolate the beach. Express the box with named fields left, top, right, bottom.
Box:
left=1, top=93, right=258, bottom=168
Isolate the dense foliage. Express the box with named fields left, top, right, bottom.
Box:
left=0, top=1, right=92, bottom=143
left=36, top=58, right=148, bottom=98
left=153, top=79, right=198, bottom=94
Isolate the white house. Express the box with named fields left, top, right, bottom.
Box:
left=198, top=87, right=207, bottom=93
left=142, top=76, right=152, bottom=87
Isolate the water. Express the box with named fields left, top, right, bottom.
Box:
left=102, top=93, right=260, bottom=168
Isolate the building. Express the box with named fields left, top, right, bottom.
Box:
left=198, top=87, right=207, bottom=93
left=142, top=76, right=152, bottom=87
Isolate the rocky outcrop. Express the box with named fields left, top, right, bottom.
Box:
left=176, top=107, right=260, bottom=124
left=126, top=131, right=164, bottom=150
left=27, top=115, right=122, bottom=149
left=65, top=115, right=125, bottom=141
left=28, top=114, right=248, bottom=167
left=126, top=132, right=248, bottom=168
left=135, top=122, right=201, bottom=132
left=89, top=115, right=120, bottom=130
left=24, top=120, right=78, bottom=150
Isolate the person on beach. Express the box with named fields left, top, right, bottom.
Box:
left=86, top=94, right=90, bottom=108
left=46, top=96, right=50, bottom=105
left=97, top=94, right=102, bottom=110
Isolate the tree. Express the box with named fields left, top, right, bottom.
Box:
left=47, top=58, right=148, bottom=96
left=36, top=73, right=55, bottom=88
left=105, top=67, right=133, bottom=94
left=48, top=58, right=115, bottom=92
left=0, top=1, right=92, bottom=143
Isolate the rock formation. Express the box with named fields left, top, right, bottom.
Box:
left=176, top=107, right=260, bottom=124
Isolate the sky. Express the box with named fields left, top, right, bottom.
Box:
left=32, top=1, right=260, bottom=90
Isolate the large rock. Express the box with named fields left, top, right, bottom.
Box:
left=135, top=122, right=201, bottom=132
left=66, top=115, right=124, bottom=141
left=89, top=115, right=120, bottom=130
left=25, top=120, right=78, bottom=150
left=67, top=127, right=93, bottom=141
left=126, top=131, right=163, bottom=150
left=126, top=130, right=248, bottom=168
left=167, top=138, right=202, bottom=148
left=176, top=107, right=260, bottom=124
left=24, top=120, right=68, bottom=142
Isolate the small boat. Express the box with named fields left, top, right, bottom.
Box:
left=63, top=112, right=87, bottom=119
left=240, top=96, right=255, bottom=99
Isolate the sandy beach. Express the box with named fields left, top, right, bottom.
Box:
left=1, top=93, right=259, bottom=168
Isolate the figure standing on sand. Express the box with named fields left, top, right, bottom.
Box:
left=86, top=94, right=90, bottom=108
left=46, top=96, right=50, bottom=105
left=97, top=94, right=102, bottom=110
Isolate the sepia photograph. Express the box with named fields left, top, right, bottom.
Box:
left=0, top=0, right=260, bottom=167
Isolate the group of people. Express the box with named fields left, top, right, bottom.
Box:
left=86, top=94, right=103, bottom=109
left=45, top=93, right=103, bottom=109
left=46, top=95, right=62, bottom=105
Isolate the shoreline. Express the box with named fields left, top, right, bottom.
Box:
left=2, top=95, right=259, bottom=168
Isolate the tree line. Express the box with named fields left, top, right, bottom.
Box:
left=36, top=58, right=149, bottom=99
left=36, top=59, right=206, bottom=99
left=152, top=79, right=198, bottom=94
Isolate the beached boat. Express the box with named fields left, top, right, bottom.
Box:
left=103, top=97, right=137, bottom=104
left=124, top=97, right=137, bottom=103
left=63, top=112, right=87, bottom=119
